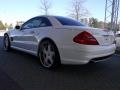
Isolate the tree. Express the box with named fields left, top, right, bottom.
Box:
left=0, top=21, right=5, bottom=30
left=69, top=0, right=89, bottom=21
left=97, top=21, right=105, bottom=29
left=40, top=0, right=52, bottom=15
left=4, top=23, right=9, bottom=29
left=8, top=24, right=13, bottom=29
left=89, top=18, right=99, bottom=28
left=16, top=21, right=24, bottom=26
left=80, top=18, right=89, bottom=25
left=4, top=23, right=14, bottom=30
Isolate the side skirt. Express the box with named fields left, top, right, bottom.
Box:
left=11, top=46, right=38, bottom=56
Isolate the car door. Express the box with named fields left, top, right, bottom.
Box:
left=11, top=17, right=52, bottom=54
left=21, top=17, right=53, bottom=53
left=10, top=28, right=25, bottom=48
left=11, top=18, right=38, bottom=54
left=15, top=17, right=40, bottom=54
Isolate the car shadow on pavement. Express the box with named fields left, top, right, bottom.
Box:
left=4, top=43, right=107, bottom=72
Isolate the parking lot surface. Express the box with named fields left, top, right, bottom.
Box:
left=0, top=36, right=120, bottom=90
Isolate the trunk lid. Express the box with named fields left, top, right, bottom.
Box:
left=85, top=27, right=115, bottom=46
left=57, top=26, right=115, bottom=46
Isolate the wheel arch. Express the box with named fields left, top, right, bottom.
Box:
left=4, top=33, right=8, bottom=36
left=3, top=33, right=11, bottom=51
left=4, top=33, right=11, bottom=42
left=37, top=37, right=61, bottom=60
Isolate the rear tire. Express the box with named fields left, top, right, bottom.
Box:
left=3, top=34, right=11, bottom=51
left=39, top=40, right=60, bottom=69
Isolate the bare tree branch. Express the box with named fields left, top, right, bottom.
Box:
left=69, top=0, right=89, bottom=21
left=40, top=0, right=52, bottom=15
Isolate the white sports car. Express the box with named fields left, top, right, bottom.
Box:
left=3, top=16, right=116, bottom=69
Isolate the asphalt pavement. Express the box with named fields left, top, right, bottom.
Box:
left=0, top=36, right=120, bottom=90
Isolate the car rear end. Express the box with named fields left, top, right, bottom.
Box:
left=52, top=16, right=116, bottom=64
left=71, top=28, right=116, bottom=64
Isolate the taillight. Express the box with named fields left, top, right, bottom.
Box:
left=73, top=31, right=99, bottom=45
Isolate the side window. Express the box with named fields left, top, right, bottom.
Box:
left=21, top=19, right=34, bottom=30
left=39, top=17, right=52, bottom=27
left=23, top=23, right=33, bottom=29
left=21, top=17, right=52, bottom=30
left=30, top=17, right=52, bottom=28
left=32, top=19, right=41, bottom=28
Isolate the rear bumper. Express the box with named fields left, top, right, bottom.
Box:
left=60, top=44, right=116, bottom=64
left=91, top=54, right=113, bottom=62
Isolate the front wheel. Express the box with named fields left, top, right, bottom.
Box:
left=3, top=34, right=11, bottom=51
left=39, top=40, right=60, bottom=69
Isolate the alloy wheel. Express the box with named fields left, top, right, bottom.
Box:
left=39, top=41, right=56, bottom=68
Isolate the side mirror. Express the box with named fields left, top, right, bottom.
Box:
left=15, top=25, right=21, bottom=30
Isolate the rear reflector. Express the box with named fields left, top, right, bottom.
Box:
left=73, top=31, right=99, bottom=45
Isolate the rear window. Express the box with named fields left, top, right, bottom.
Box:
left=55, top=16, right=85, bottom=26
